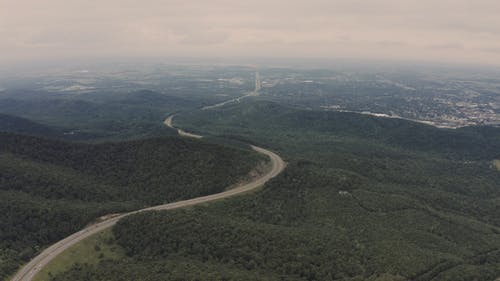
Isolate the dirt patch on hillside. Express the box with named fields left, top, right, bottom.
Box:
left=227, top=159, right=273, bottom=191
left=493, top=160, right=500, bottom=171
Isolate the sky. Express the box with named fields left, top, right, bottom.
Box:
left=1, top=0, right=500, bottom=66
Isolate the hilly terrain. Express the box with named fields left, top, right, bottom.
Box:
left=46, top=101, right=500, bottom=281
left=0, top=90, right=197, bottom=141
left=0, top=132, right=265, bottom=280
left=0, top=114, right=60, bottom=138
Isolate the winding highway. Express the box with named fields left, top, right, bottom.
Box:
left=11, top=115, right=285, bottom=281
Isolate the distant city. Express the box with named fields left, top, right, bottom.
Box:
left=1, top=63, right=499, bottom=129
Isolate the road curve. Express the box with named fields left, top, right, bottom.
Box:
left=11, top=116, right=285, bottom=281
left=164, top=115, right=203, bottom=139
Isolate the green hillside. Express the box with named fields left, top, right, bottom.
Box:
left=0, top=114, right=59, bottom=137
left=0, top=90, right=196, bottom=141
left=176, top=100, right=500, bottom=160
left=0, top=133, right=264, bottom=280
left=49, top=101, right=500, bottom=281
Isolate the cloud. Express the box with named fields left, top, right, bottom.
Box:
left=179, top=30, right=230, bottom=45
left=480, top=47, right=500, bottom=54
left=426, top=43, right=465, bottom=50
left=0, top=0, right=500, bottom=65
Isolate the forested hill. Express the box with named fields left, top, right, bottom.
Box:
left=0, top=114, right=60, bottom=137
left=177, top=100, right=500, bottom=160
left=75, top=100, right=492, bottom=281
left=0, top=133, right=265, bottom=280
left=43, top=100, right=500, bottom=281
left=0, top=90, right=197, bottom=141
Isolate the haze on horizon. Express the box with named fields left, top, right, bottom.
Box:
left=1, top=0, right=500, bottom=66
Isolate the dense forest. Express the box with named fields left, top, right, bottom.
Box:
left=177, top=100, right=500, bottom=160
left=0, top=90, right=197, bottom=141
left=0, top=114, right=61, bottom=137
left=49, top=101, right=500, bottom=281
left=0, top=132, right=264, bottom=280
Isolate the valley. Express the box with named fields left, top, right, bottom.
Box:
left=1, top=63, right=499, bottom=281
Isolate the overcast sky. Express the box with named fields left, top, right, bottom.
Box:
left=1, top=0, right=500, bottom=66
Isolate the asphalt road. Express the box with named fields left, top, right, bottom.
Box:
left=164, top=115, right=203, bottom=138
left=11, top=117, right=285, bottom=281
